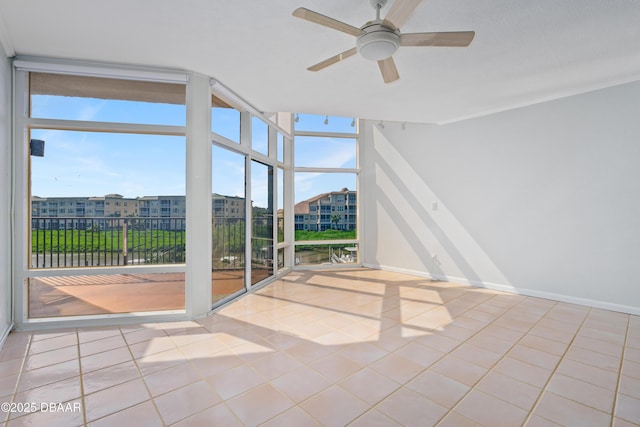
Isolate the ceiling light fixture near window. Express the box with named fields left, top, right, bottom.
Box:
left=324, top=115, right=329, bottom=125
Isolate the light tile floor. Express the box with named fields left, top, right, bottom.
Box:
left=1, top=268, right=639, bottom=426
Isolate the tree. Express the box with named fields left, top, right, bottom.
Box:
left=330, top=214, right=341, bottom=230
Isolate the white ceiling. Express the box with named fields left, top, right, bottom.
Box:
left=1, top=0, right=640, bottom=124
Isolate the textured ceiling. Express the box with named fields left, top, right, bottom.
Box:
left=1, top=0, right=640, bottom=124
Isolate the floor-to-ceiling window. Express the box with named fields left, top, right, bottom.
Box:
left=293, top=114, right=359, bottom=266
left=210, top=89, right=291, bottom=307
left=13, top=60, right=345, bottom=326
left=18, top=70, right=188, bottom=319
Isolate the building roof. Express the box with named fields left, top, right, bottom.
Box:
left=294, top=188, right=353, bottom=215
left=212, top=193, right=244, bottom=201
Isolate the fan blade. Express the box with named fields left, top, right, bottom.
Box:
left=401, top=31, right=475, bottom=47
left=378, top=57, right=400, bottom=83
left=292, top=8, right=362, bottom=37
left=307, top=47, right=358, bottom=72
left=382, top=0, right=423, bottom=30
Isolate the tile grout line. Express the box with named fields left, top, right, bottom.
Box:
left=520, top=306, right=596, bottom=426
left=121, top=325, right=169, bottom=427
left=335, top=286, right=509, bottom=426
left=163, top=322, right=252, bottom=424
left=213, top=282, right=398, bottom=426
left=155, top=324, right=244, bottom=426
left=75, top=328, right=87, bottom=427
left=214, top=317, right=328, bottom=427
left=431, top=297, right=563, bottom=426
left=334, top=289, right=488, bottom=424
left=10, top=331, right=86, bottom=423
left=351, top=291, right=553, bottom=426
left=610, top=314, right=631, bottom=427
left=3, top=333, right=32, bottom=425
left=6, top=331, right=80, bottom=424
left=185, top=318, right=288, bottom=425
left=81, top=326, right=167, bottom=426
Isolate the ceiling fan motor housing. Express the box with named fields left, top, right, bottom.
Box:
left=356, top=23, right=400, bottom=61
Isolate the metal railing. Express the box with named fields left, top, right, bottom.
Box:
left=31, top=215, right=272, bottom=271
left=31, top=217, right=186, bottom=268
left=251, top=212, right=274, bottom=264
left=212, top=216, right=246, bottom=270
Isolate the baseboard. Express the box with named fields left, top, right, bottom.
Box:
left=0, top=322, right=14, bottom=349
left=363, top=263, right=640, bottom=316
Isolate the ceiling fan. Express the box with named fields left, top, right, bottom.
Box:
left=292, top=0, right=475, bottom=83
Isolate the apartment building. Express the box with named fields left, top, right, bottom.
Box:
left=31, top=194, right=138, bottom=218
left=32, top=194, right=246, bottom=230
left=212, top=193, right=245, bottom=225
left=294, top=188, right=356, bottom=231
left=31, top=194, right=139, bottom=230
left=138, top=195, right=185, bottom=218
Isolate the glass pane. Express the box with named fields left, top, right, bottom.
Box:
left=31, top=217, right=185, bottom=268
left=30, top=130, right=186, bottom=268
left=212, top=145, right=246, bottom=304
left=294, top=173, right=357, bottom=240
left=295, top=136, right=356, bottom=168
left=277, top=132, right=284, bottom=163
left=30, top=73, right=186, bottom=126
left=29, top=129, right=186, bottom=316
left=28, top=273, right=185, bottom=317
left=277, top=168, right=284, bottom=243
left=278, top=248, right=285, bottom=269
left=212, top=107, right=240, bottom=143
left=30, top=130, right=185, bottom=202
left=295, top=244, right=358, bottom=266
left=294, top=114, right=356, bottom=133
left=252, top=116, right=269, bottom=155
left=251, top=161, right=273, bottom=285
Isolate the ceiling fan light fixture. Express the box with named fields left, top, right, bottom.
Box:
left=292, top=1, right=475, bottom=83
left=356, top=25, right=400, bottom=61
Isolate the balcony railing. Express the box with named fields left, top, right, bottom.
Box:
left=212, top=216, right=245, bottom=270
left=251, top=213, right=273, bottom=268
left=31, top=215, right=273, bottom=271
left=31, top=217, right=185, bottom=269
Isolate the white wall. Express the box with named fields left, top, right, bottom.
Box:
left=362, top=81, right=640, bottom=314
left=0, top=46, right=13, bottom=341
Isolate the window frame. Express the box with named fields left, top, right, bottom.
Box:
left=210, top=86, right=293, bottom=308
left=292, top=115, right=361, bottom=269
left=14, top=61, right=190, bottom=326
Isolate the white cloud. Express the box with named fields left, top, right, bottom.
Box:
left=77, top=100, right=107, bottom=121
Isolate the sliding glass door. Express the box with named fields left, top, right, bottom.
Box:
left=211, top=145, right=246, bottom=304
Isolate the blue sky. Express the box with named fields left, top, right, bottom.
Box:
left=30, top=95, right=357, bottom=208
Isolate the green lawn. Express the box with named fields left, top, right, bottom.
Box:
left=32, top=229, right=185, bottom=252
left=32, top=228, right=356, bottom=252
left=295, top=229, right=356, bottom=241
